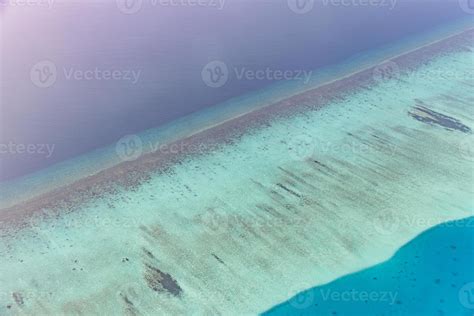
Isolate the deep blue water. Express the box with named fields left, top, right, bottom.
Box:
left=263, top=217, right=474, bottom=316
left=0, top=0, right=471, bottom=181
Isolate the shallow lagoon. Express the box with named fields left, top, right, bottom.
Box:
left=264, top=217, right=474, bottom=316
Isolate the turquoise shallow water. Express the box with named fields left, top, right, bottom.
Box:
left=263, top=217, right=474, bottom=316
left=0, top=24, right=473, bottom=314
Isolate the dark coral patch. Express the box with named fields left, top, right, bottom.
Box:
left=409, top=103, right=471, bottom=133
left=144, top=264, right=182, bottom=297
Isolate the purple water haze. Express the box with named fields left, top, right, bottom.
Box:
left=0, top=0, right=470, bottom=181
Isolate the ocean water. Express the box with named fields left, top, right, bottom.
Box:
left=263, top=217, right=474, bottom=316
left=1, top=17, right=472, bottom=209
left=0, top=24, right=472, bottom=314
left=0, top=0, right=470, bottom=181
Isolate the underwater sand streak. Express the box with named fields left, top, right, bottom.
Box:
left=0, top=28, right=473, bottom=229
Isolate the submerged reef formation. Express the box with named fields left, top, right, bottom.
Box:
left=409, top=100, right=472, bottom=133
left=0, top=29, right=473, bottom=228
left=0, top=27, right=473, bottom=315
